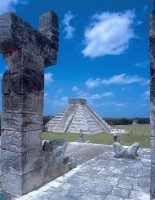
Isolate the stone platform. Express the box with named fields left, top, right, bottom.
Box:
left=15, top=145, right=150, bottom=200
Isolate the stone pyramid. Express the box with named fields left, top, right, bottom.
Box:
left=46, top=99, right=112, bottom=134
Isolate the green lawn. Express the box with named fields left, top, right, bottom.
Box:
left=113, top=125, right=150, bottom=148
left=42, top=124, right=151, bottom=148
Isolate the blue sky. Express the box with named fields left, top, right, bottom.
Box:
left=0, top=0, right=153, bottom=118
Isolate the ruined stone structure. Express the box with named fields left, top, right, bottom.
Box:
left=46, top=99, right=112, bottom=134
left=0, top=11, right=74, bottom=196
left=150, top=4, right=155, bottom=199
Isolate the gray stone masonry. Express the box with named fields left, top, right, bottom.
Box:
left=0, top=11, right=74, bottom=196
left=15, top=147, right=150, bottom=200
left=150, top=5, right=155, bottom=199
left=46, top=99, right=112, bottom=134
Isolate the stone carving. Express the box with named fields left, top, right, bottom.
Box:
left=43, top=140, right=76, bottom=180
left=0, top=11, right=74, bottom=196
left=150, top=6, right=155, bottom=199
left=78, top=129, right=85, bottom=142
left=113, top=135, right=139, bottom=159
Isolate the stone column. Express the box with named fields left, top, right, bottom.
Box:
left=1, top=49, right=44, bottom=195
left=0, top=11, right=59, bottom=196
left=150, top=7, right=155, bottom=200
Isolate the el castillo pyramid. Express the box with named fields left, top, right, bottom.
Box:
left=46, top=99, right=113, bottom=134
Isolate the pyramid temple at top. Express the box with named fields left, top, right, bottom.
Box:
left=46, top=98, right=113, bottom=134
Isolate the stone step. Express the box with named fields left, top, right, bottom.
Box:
left=46, top=100, right=112, bottom=134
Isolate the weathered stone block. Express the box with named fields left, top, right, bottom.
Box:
left=2, top=61, right=44, bottom=96
left=1, top=149, right=43, bottom=175
left=2, top=94, right=43, bottom=114
left=151, top=101, right=155, bottom=137
left=22, top=167, right=44, bottom=195
left=43, top=151, right=56, bottom=183
left=151, top=74, right=155, bottom=101
left=4, top=48, right=44, bottom=72
left=151, top=57, right=155, bottom=70
left=1, top=130, right=42, bottom=152
left=1, top=167, right=44, bottom=195
left=151, top=137, right=155, bottom=164
left=151, top=163, right=155, bottom=198
left=151, top=10, right=155, bottom=199
left=1, top=113, right=43, bottom=131
left=0, top=12, right=58, bottom=66
left=39, top=11, right=59, bottom=51
left=39, top=11, right=58, bottom=31
left=1, top=173, right=22, bottom=195
left=150, top=12, right=155, bottom=38
left=42, top=140, right=75, bottom=184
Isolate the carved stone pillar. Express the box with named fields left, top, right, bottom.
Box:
left=150, top=8, right=155, bottom=199
left=0, top=11, right=59, bottom=195
left=1, top=49, right=44, bottom=195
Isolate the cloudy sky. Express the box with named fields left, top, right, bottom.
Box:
left=0, top=0, right=153, bottom=118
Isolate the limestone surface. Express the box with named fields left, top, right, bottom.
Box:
left=46, top=99, right=112, bottom=134
left=15, top=147, right=151, bottom=200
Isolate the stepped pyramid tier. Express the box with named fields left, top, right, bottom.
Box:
left=46, top=99, right=124, bottom=134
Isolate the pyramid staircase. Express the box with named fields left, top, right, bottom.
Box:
left=46, top=104, right=78, bottom=133
left=46, top=99, right=113, bottom=134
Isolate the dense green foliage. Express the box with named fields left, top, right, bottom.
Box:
left=103, top=118, right=150, bottom=125
left=42, top=124, right=150, bottom=148
left=43, top=115, right=53, bottom=126
left=43, top=116, right=150, bottom=126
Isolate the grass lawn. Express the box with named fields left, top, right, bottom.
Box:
left=42, top=124, right=150, bottom=148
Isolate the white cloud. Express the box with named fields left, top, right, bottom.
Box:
left=82, top=10, right=136, bottom=58
left=53, top=97, right=68, bottom=106
left=91, top=92, right=114, bottom=99
left=0, top=0, right=28, bottom=14
left=91, top=94, right=101, bottom=99
left=61, top=96, right=68, bottom=102
left=85, top=74, right=149, bottom=88
left=144, top=91, right=150, bottom=96
left=72, top=86, right=94, bottom=104
left=143, top=90, right=150, bottom=99
left=85, top=78, right=101, bottom=88
left=101, top=101, right=128, bottom=108
left=115, top=102, right=127, bottom=108
left=45, top=73, right=53, bottom=85
left=72, top=86, right=79, bottom=92
left=44, top=92, right=49, bottom=101
left=57, top=88, right=63, bottom=94
left=135, top=60, right=149, bottom=68
left=72, top=85, right=114, bottom=106
left=102, top=92, right=114, bottom=97
left=63, top=11, right=75, bottom=39
left=44, top=93, right=48, bottom=97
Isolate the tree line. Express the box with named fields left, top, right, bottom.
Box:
left=103, top=118, right=150, bottom=125
left=42, top=116, right=150, bottom=126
